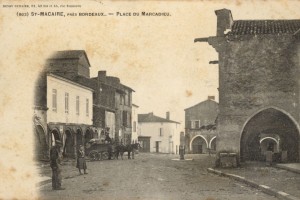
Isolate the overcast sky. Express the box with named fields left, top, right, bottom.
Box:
left=1, top=0, right=300, bottom=132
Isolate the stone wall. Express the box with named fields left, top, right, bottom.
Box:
left=209, top=34, right=300, bottom=163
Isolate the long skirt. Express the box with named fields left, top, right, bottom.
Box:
left=51, top=166, right=62, bottom=189
left=76, top=157, right=87, bottom=170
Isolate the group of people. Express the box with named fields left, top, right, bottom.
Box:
left=50, top=140, right=88, bottom=190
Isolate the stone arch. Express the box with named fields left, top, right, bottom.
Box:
left=34, top=124, right=48, bottom=159
left=209, top=136, right=217, bottom=150
left=63, top=127, right=74, bottom=158
left=50, top=128, right=61, bottom=147
left=84, top=128, right=93, bottom=145
left=190, top=135, right=208, bottom=154
left=260, top=137, right=279, bottom=154
left=93, top=130, right=98, bottom=139
left=75, top=128, right=83, bottom=148
left=240, top=107, right=300, bottom=162
left=259, top=137, right=279, bottom=144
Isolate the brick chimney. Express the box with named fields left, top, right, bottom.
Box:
left=98, top=71, right=106, bottom=81
left=215, top=9, right=233, bottom=36
left=166, top=112, right=170, bottom=120
left=208, top=96, right=215, bottom=100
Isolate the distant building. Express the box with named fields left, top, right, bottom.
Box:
left=195, top=9, right=300, bottom=165
left=138, top=112, right=180, bottom=154
left=184, top=96, right=218, bottom=154
left=131, top=104, right=139, bottom=143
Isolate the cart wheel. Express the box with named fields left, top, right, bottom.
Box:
left=111, top=152, right=116, bottom=160
left=101, top=152, right=109, bottom=160
left=89, top=151, right=98, bottom=161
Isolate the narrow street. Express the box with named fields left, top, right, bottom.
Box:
left=39, top=153, right=278, bottom=200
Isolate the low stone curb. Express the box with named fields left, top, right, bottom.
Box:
left=207, top=168, right=300, bottom=200
left=275, top=164, right=300, bottom=175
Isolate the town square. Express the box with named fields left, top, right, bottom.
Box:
left=0, top=1, right=300, bottom=199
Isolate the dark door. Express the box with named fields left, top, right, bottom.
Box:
left=192, top=144, right=202, bottom=154
left=138, top=137, right=150, bottom=152
left=156, top=141, right=159, bottom=153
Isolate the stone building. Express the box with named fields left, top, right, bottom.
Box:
left=195, top=9, right=300, bottom=165
left=138, top=112, right=180, bottom=154
left=34, top=50, right=134, bottom=159
left=92, top=71, right=134, bottom=144
left=184, top=96, right=218, bottom=154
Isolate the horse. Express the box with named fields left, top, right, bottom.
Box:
left=115, top=143, right=141, bottom=160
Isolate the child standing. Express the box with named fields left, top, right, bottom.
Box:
left=76, top=145, right=88, bottom=175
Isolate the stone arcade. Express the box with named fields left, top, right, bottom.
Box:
left=195, top=9, right=300, bottom=166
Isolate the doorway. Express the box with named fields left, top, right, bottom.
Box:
left=156, top=141, right=160, bottom=153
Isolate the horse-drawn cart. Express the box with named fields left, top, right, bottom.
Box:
left=85, top=139, right=114, bottom=161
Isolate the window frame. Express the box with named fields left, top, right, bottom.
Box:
left=65, top=92, right=69, bottom=114
left=52, top=89, right=57, bottom=112
left=76, top=96, right=80, bottom=115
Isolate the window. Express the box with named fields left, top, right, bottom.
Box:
left=125, top=91, right=128, bottom=105
left=127, top=113, right=131, bottom=127
left=190, top=120, right=200, bottom=129
left=122, top=111, right=127, bottom=126
left=86, top=98, right=89, bottom=117
left=65, top=93, right=69, bottom=114
left=128, top=92, right=131, bottom=106
left=195, top=120, right=200, bottom=128
left=133, top=121, right=136, bottom=132
left=76, top=96, right=80, bottom=115
left=120, top=96, right=122, bottom=105
left=159, top=128, right=163, bottom=136
left=52, top=89, right=57, bottom=112
left=191, top=121, right=195, bottom=129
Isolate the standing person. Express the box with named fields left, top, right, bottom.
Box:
left=50, top=140, right=65, bottom=190
left=76, top=145, right=88, bottom=175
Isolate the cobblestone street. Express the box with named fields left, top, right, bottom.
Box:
left=39, top=153, right=278, bottom=200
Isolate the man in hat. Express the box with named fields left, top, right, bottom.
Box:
left=50, top=140, right=65, bottom=190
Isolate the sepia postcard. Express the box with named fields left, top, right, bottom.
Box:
left=0, top=0, right=300, bottom=199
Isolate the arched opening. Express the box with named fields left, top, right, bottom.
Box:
left=260, top=137, right=279, bottom=153
left=190, top=135, right=208, bottom=154
left=93, top=130, right=98, bottom=139
left=240, top=108, right=299, bottom=163
left=34, top=125, right=48, bottom=159
left=84, top=129, right=93, bottom=147
left=76, top=129, right=83, bottom=148
left=209, top=136, right=217, bottom=151
left=51, top=129, right=60, bottom=147
left=63, top=129, right=74, bottom=158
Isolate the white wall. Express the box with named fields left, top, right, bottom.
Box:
left=105, top=111, right=115, bottom=139
left=139, top=122, right=180, bottom=153
left=131, top=105, right=138, bottom=142
left=47, top=74, right=93, bottom=125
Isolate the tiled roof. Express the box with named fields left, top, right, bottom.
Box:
left=48, top=50, right=91, bottom=66
left=120, top=83, right=135, bottom=92
left=48, top=73, right=94, bottom=91
left=184, top=99, right=218, bottom=111
left=229, top=20, right=300, bottom=35
left=138, top=113, right=180, bottom=124
left=73, top=75, right=96, bottom=90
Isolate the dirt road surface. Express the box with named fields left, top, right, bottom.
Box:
left=39, top=153, right=278, bottom=200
